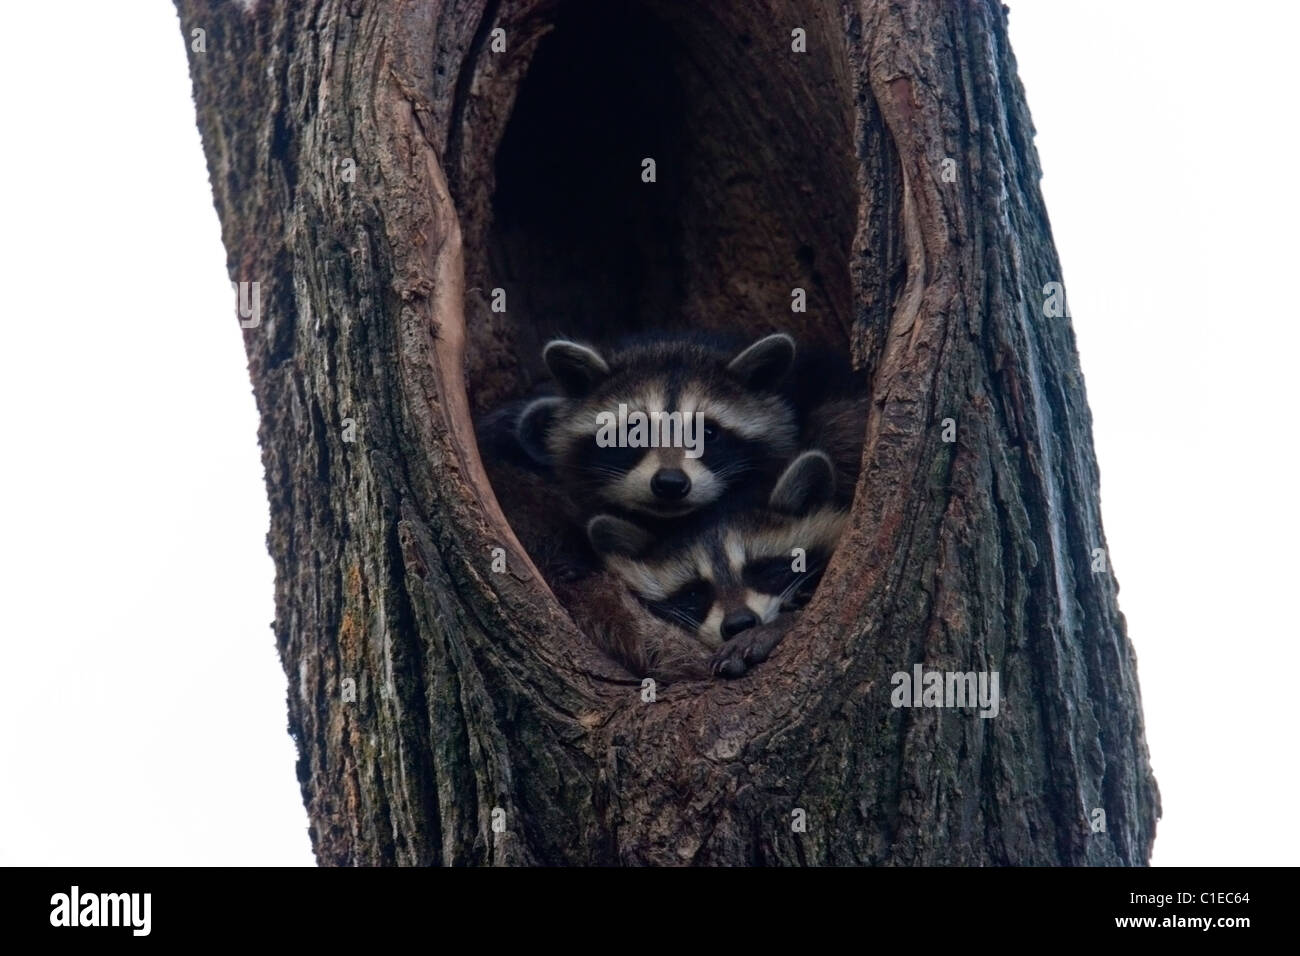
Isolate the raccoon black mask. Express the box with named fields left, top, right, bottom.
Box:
left=587, top=450, right=847, bottom=648
left=519, top=333, right=800, bottom=522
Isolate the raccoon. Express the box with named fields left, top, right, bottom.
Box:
left=586, top=450, right=847, bottom=675
left=553, top=569, right=718, bottom=681
left=475, top=394, right=600, bottom=584
left=803, top=395, right=869, bottom=508
left=516, top=332, right=802, bottom=527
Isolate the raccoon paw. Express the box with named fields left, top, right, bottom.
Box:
left=710, top=624, right=787, bottom=678
left=780, top=589, right=813, bottom=612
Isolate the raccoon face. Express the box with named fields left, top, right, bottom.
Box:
left=521, top=334, right=799, bottom=520
left=588, top=451, right=846, bottom=648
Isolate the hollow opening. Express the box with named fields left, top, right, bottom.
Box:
left=465, top=0, right=860, bottom=409
left=459, top=0, right=874, bottom=667
left=490, top=2, right=688, bottom=346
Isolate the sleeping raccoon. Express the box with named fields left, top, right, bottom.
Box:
left=553, top=569, right=719, bottom=681
left=516, top=333, right=802, bottom=527
left=586, top=450, right=847, bottom=677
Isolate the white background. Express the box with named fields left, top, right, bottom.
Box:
left=0, top=1, right=1294, bottom=866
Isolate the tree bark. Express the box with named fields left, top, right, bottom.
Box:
left=176, top=0, right=1159, bottom=865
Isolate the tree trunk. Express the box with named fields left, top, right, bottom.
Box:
left=176, top=0, right=1159, bottom=865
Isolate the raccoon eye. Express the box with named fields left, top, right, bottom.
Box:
left=675, top=579, right=713, bottom=610
left=645, top=580, right=714, bottom=629
left=697, top=422, right=745, bottom=462
left=592, top=439, right=646, bottom=472
left=744, top=557, right=799, bottom=594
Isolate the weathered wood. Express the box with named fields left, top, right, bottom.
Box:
left=176, top=0, right=1159, bottom=865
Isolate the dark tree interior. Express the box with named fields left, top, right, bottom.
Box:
left=460, top=0, right=864, bottom=415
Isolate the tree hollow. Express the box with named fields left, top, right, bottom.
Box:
left=459, top=0, right=866, bottom=412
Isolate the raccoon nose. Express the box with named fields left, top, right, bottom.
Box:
left=720, top=609, right=758, bottom=640
left=650, top=468, right=692, bottom=500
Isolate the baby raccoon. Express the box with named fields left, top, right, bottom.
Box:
left=804, top=396, right=869, bottom=508
left=554, top=569, right=722, bottom=682
left=517, top=333, right=801, bottom=525
left=587, top=450, right=847, bottom=652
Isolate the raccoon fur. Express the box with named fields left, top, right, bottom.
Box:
left=803, top=396, right=868, bottom=508
left=516, top=332, right=802, bottom=529
left=475, top=396, right=598, bottom=584
left=476, top=333, right=865, bottom=679
left=586, top=450, right=847, bottom=675
left=553, top=569, right=717, bottom=681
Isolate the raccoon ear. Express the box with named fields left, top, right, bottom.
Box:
left=516, top=397, right=562, bottom=466
left=727, top=333, right=795, bottom=390
left=769, top=450, right=835, bottom=516
left=543, top=340, right=610, bottom=397
left=587, top=515, right=655, bottom=558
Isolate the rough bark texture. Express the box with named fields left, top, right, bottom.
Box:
left=177, top=0, right=1159, bottom=865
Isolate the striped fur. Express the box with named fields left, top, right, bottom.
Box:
left=523, top=333, right=801, bottom=523
left=588, top=451, right=847, bottom=648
